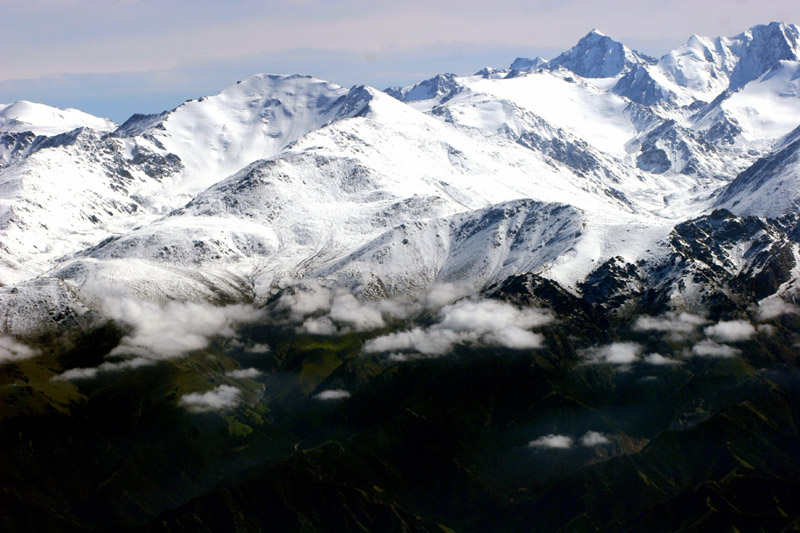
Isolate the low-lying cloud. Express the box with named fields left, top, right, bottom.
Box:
left=643, top=353, right=683, bottom=366
left=104, top=297, right=263, bottom=359
left=757, top=297, right=799, bottom=321
left=633, top=312, right=707, bottom=333
left=528, top=434, right=573, bottom=449
left=583, top=342, right=642, bottom=365
left=225, top=367, right=263, bottom=379
left=704, top=320, right=756, bottom=343
left=363, top=298, right=552, bottom=356
left=55, top=357, right=154, bottom=380
left=313, top=389, right=351, bottom=400
left=54, top=296, right=263, bottom=380
left=179, top=385, right=242, bottom=413
left=580, top=431, right=610, bottom=446
left=245, top=343, right=271, bottom=354
left=0, top=336, right=37, bottom=364
left=279, top=284, right=411, bottom=335
left=691, top=339, right=738, bottom=358
left=279, top=282, right=483, bottom=336
left=424, top=283, right=473, bottom=309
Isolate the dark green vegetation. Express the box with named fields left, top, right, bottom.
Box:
left=3, top=275, right=800, bottom=532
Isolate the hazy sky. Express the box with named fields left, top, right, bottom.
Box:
left=3, top=0, right=800, bottom=122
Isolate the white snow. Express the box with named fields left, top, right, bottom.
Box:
left=0, top=101, right=115, bottom=136
left=466, top=72, right=637, bottom=157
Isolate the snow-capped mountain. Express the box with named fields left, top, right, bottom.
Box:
left=548, top=29, right=656, bottom=79
left=4, top=22, right=800, bottom=335
left=0, top=100, right=116, bottom=136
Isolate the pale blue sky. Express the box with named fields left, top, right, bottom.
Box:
left=2, top=0, right=799, bottom=122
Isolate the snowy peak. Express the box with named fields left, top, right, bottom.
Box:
left=385, top=73, right=463, bottom=103
left=509, top=57, right=548, bottom=72
left=0, top=101, right=116, bottom=136
left=549, top=29, right=655, bottom=78
left=110, top=74, right=357, bottom=192
left=656, top=22, right=800, bottom=101
left=728, top=21, right=800, bottom=89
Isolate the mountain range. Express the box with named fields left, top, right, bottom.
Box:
left=3, top=22, right=800, bottom=532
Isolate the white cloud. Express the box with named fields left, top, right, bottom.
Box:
left=757, top=297, right=799, bottom=321
left=179, top=385, right=241, bottom=413
left=425, top=282, right=471, bottom=309
left=583, top=342, right=641, bottom=365
left=278, top=284, right=332, bottom=320
left=103, top=297, right=263, bottom=359
left=329, top=292, right=386, bottom=331
left=301, top=316, right=338, bottom=335
left=363, top=298, right=551, bottom=356
left=643, top=353, right=683, bottom=366
left=757, top=324, right=776, bottom=336
left=245, top=343, right=271, bottom=354
left=54, top=357, right=154, bottom=381
left=704, top=320, right=756, bottom=343
left=364, top=327, right=468, bottom=355
left=691, top=339, right=739, bottom=358
left=528, top=434, right=573, bottom=449
left=580, top=431, right=610, bottom=446
left=51, top=297, right=262, bottom=380
left=438, top=299, right=552, bottom=332
left=287, top=288, right=420, bottom=335
left=225, top=367, right=262, bottom=379
left=313, top=389, right=351, bottom=400
left=0, top=336, right=37, bottom=364
left=633, top=312, right=707, bottom=333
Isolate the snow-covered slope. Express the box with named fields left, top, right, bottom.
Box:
left=714, top=126, right=800, bottom=217
left=0, top=127, right=174, bottom=284
left=0, top=77, right=373, bottom=285
left=0, top=101, right=115, bottom=136
left=702, top=60, right=800, bottom=145
left=48, top=87, right=652, bottom=305
left=113, top=74, right=357, bottom=197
